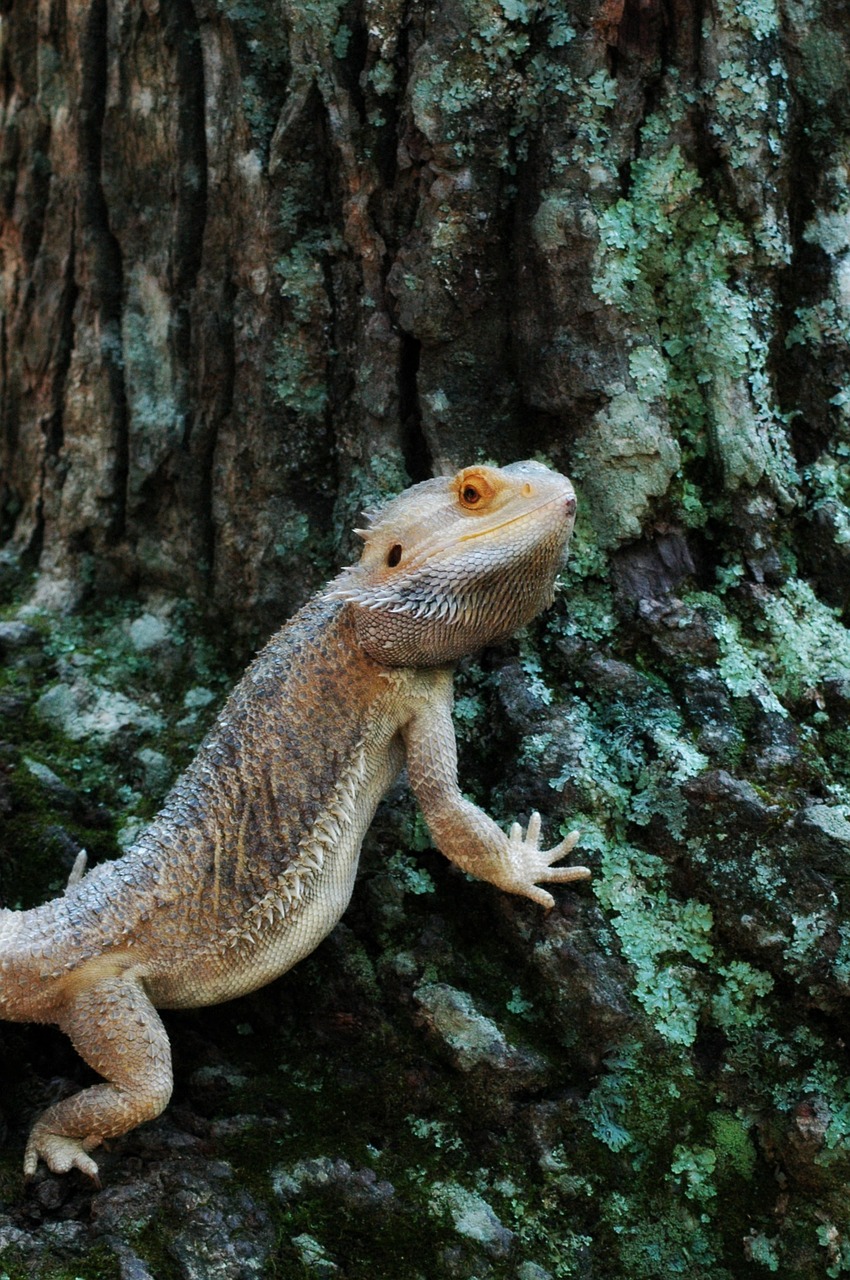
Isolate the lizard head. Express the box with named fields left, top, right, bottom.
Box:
left=325, top=460, right=576, bottom=667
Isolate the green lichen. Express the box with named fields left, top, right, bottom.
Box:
left=268, top=239, right=336, bottom=420
left=686, top=576, right=850, bottom=735
left=668, top=1143, right=717, bottom=1203
left=387, top=850, right=436, bottom=896
left=281, top=0, right=347, bottom=46
left=760, top=578, right=850, bottom=701
left=715, top=0, right=780, bottom=42
left=746, top=1231, right=781, bottom=1271
left=711, top=961, right=775, bottom=1031
left=595, top=840, right=714, bottom=1046
left=570, top=392, right=681, bottom=549
left=593, top=121, right=797, bottom=512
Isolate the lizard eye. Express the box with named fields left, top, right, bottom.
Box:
left=386, top=544, right=403, bottom=567
left=456, top=468, right=497, bottom=510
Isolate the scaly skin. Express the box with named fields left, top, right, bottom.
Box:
left=0, top=461, right=589, bottom=1180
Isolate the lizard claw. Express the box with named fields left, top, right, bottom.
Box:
left=505, top=811, right=590, bottom=909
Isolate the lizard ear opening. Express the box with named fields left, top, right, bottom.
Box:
left=386, top=544, right=403, bottom=568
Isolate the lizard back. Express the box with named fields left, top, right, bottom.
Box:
left=4, top=595, right=410, bottom=1011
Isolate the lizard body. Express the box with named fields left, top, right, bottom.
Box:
left=0, top=461, right=589, bottom=1180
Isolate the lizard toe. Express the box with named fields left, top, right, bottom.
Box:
left=24, top=1127, right=101, bottom=1183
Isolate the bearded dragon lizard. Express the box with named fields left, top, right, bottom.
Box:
left=0, top=460, right=588, bottom=1181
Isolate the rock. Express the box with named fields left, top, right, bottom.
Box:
left=208, top=1114, right=278, bottom=1139
left=0, top=620, right=41, bottom=651
left=517, top=1264, right=554, bottom=1280
left=128, top=613, right=170, bottom=652
left=0, top=1214, right=49, bottom=1255
left=34, top=679, right=164, bottom=743
left=272, top=1156, right=396, bottom=1211
left=612, top=531, right=696, bottom=610
left=37, top=825, right=85, bottom=875
left=291, top=1233, right=339, bottom=1276
left=674, top=667, right=743, bottom=760
left=135, top=747, right=173, bottom=793
left=23, top=756, right=78, bottom=807
left=414, top=982, right=549, bottom=1079
left=165, top=1174, right=274, bottom=1280
left=90, top=1179, right=164, bottom=1236
left=190, top=1063, right=249, bottom=1092
left=792, top=804, right=850, bottom=854
left=493, top=659, right=554, bottom=732
left=682, top=769, right=778, bottom=829
left=108, top=1238, right=157, bottom=1280
left=183, top=686, right=218, bottom=710
left=507, top=900, right=635, bottom=1069
left=0, top=689, right=29, bottom=721
left=430, top=1181, right=515, bottom=1258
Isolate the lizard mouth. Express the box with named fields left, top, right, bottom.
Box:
left=457, top=492, right=575, bottom=543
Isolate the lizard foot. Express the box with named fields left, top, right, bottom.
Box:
left=24, top=1126, right=101, bottom=1185
left=505, top=811, right=590, bottom=909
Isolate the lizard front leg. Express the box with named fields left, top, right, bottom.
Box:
left=24, top=974, right=172, bottom=1182
left=402, top=673, right=590, bottom=908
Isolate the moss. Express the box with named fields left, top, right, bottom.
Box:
left=797, top=26, right=850, bottom=137
left=0, top=596, right=233, bottom=909
left=0, top=1243, right=121, bottom=1280
left=332, top=454, right=412, bottom=558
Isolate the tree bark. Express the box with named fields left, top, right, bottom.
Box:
left=3, top=1, right=850, bottom=1277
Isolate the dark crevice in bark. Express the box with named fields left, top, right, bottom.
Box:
left=340, top=13, right=369, bottom=125
left=200, top=275, right=236, bottom=584
left=398, top=330, right=430, bottom=481
left=0, top=307, right=14, bottom=545
left=46, top=225, right=78, bottom=459
left=605, top=0, right=665, bottom=79
left=33, top=219, right=79, bottom=567
left=614, top=0, right=710, bottom=196
left=611, top=4, right=672, bottom=197
left=162, top=0, right=208, bottom=451
left=20, top=124, right=52, bottom=267
left=79, top=0, right=129, bottom=542
left=364, top=8, right=425, bottom=265
left=0, top=120, right=18, bottom=218
left=676, top=0, right=706, bottom=78
left=776, top=53, right=849, bottom=462
left=5, top=0, right=37, bottom=97
left=0, top=9, right=13, bottom=103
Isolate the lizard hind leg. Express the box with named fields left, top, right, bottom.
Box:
left=23, top=975, right=173, bottom=1182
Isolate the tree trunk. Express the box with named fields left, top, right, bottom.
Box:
left=2, top=1, right=850, bottom=1276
